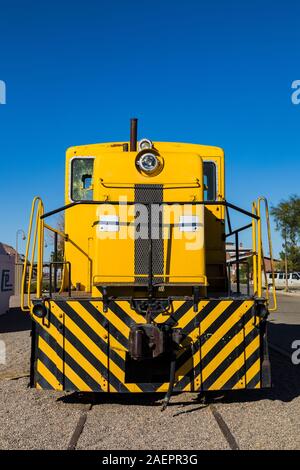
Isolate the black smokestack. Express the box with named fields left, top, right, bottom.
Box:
left=130, top=118, right=138, bottom=151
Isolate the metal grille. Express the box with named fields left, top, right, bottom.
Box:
left=134, top=184, right=164, bottom=284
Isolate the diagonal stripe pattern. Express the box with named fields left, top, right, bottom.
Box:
left=31, top=298, right=265, bottom=393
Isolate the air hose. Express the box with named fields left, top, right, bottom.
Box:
left=161, top=353, right=176, bottom=411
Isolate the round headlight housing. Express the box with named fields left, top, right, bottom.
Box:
left=137, top=152, right=159, bottom=173
left=32, top=303, right=48, bottom=318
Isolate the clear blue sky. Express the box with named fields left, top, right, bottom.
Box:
left=0, top=0, right=300, bottom=258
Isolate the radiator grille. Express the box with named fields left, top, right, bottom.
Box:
left=134, top=185, right=164, bottom=284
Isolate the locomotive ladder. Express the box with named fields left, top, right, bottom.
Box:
left=252, top=197, right=277, bottom=312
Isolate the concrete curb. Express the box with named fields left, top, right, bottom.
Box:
left=275, top=290, right=300, bottom=297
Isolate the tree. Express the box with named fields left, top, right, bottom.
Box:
left=270, top=195, right=300, bottom=272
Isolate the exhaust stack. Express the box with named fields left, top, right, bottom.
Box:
left=130, top=118, right=138, bottom=151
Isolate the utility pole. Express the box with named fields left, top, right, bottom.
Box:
left=284, top=227, right=289, bottom=292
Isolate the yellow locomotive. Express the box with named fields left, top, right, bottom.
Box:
left=22, top=119, right=276, bottom=407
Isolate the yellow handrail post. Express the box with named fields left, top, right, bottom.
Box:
left=258, top=197, right=277, bottom=312
left=27, top=213, right=38, bottom=309
left=261, top=243, right=270, bottom=304
left=21, top=197, right=39, bottom=311
left=257, top=199, right=262, bottom=298
left=37, top=200, right=44, bottom=298
left=21, top=197, right=44, bottom=312
left=252, top=202, right=258, bottom=296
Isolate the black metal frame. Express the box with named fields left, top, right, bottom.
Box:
left=41, top=199, right=259, bottom=220
left=224, top=206, right=253, bottom=294
left=227, top=260, right=250, bottom=296
left=49, top=261, right=72, bottom=297
left=40, top=199, right=259, bottom=301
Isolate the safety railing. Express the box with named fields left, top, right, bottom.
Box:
left=41, top=198, right=259, bottom=298
left=21, top=195, right=277, bottom=310
left=252, top=197, right=277, bottom=311
left=21, top=197, right=44, bottom=311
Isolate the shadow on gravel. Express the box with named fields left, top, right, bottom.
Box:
left=57, top=346, right=300, bottom=410
left=0, top=308, right=31, bottom=333
left=58, top=390, right=208, bottom=409
left=58, top=392, right=167, bottom=407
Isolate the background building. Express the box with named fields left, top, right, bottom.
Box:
left=0, top=243, right=15, bottom=315
left=226, top=242, right=279, bottom=281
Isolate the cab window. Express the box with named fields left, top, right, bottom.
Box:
left=203, top=162, right=217, bottom=201
left=292, top=273, right=299, bottom=280
left=71, top=158, right=94, bottom=201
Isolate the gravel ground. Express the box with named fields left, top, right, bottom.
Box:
left=76, top=393, right=229, bottom=450
left=215, top=350, right=300, bottom=450
left=0, top=377, right=82, bottom=450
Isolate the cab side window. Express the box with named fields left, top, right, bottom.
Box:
left=203, top=162, right=217, bottom=201
left=292, top=273, right=299, bottom=280
left=71, top=158, right=94, bottom=201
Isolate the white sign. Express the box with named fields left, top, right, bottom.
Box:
left=99, top=215, right=120, bottom=232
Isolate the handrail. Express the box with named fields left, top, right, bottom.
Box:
left=44, top=223, right=68, bottom=240
left=21, top=197, right=44, bottom=312
left=41, top=199, right=260, bottom=220
left=257, top=197, right=277, bottom=312
left=252, top=202, right=258, bottom=296
left=99, top=179, right=201, bottom=190
left=257, top=200, right=263, bottom=297
left=22, top=195, right=276, bottom=310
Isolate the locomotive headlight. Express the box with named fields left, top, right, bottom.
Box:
left=32, top=303, right=48, bottom=318
left=137, top=152, right=159, bottom=173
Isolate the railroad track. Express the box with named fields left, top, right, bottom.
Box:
left=67, top=403, right=93, bottom=450
left=63, top=344, right=296, bottom=451
left=0, top=343, right=292, bottom=451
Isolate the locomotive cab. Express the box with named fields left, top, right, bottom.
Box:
left=65, top=139, right=226, bottom=301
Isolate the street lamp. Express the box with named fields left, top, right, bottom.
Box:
left=16, top=229, right=26, bottom=265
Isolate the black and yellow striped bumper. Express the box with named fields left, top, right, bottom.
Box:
left=30, top=298, right=270, bottom=393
